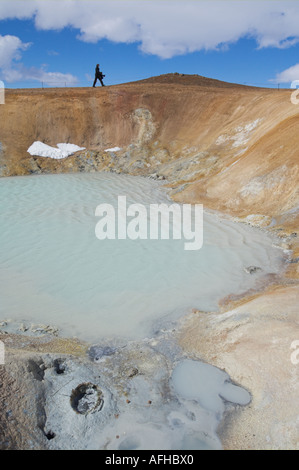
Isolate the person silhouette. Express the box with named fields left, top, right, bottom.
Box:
left=93, top=64, right=105, bottom=87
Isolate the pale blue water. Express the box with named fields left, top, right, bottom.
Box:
left=0, top=172, right=283, bottom=341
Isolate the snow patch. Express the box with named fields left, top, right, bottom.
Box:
left=27, top=141, right=85, bottom=159
left=104, top=147, right=122, bottom=152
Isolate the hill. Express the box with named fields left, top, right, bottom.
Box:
left=1, top=73, right=298, bottom=234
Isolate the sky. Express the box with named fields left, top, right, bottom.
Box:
left=1, top=0, right=299, bottom=89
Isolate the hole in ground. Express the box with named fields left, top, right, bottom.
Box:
left=45, top=431, right=56, bottom=440
left=70, top=382, right=104, bottom=415
left=53, top=358, right=66, bottom=375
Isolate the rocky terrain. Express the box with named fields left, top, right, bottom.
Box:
left=0, top=74, right=298, bottom=449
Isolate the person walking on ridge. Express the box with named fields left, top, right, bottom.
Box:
left=93, top=64, right=105, bottom=87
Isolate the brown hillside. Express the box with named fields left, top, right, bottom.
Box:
left=0, top=73, right=298, bottom=231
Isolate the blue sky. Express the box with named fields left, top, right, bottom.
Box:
left=1, top=1, right=299, bottom=89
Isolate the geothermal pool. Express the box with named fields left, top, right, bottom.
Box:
left=0, top=172, right=283, bottom=342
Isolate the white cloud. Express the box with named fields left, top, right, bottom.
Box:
left=47, top=50, right=60, bottom=56
left=0, top=0, right=37, bottom=20
left=0, top=33, right=77, bottom=84
left=1, top=1, right=299, bottom=59
left=2, top=62, right=78, bottom=85
left=18, top=66, right=78, bottom=86
left=272, top=63, right=299, bottom=84
left=1, top=1, right=299, bottom=85
left=36, top=71, right=78, bottom=86
left=0, top=34, right=31, bottom=68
